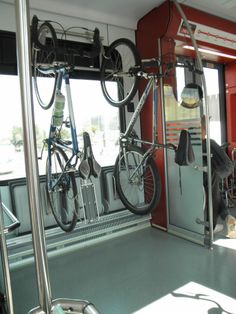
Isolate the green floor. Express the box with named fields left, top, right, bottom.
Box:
left=11, top=227, right=236, bottom=314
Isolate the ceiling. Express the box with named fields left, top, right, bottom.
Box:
left=27, top=0, right=236, bottom=29
left=2, top=0, right=236, bottom=29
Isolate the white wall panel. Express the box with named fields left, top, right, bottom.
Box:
left=0, top=2, right=136, bottom=46
left=0, top=2, right=16, bottom=31
left=107, top=24, right=135, bottom=45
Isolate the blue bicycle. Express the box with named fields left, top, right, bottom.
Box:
left=42, top=68, right=102, bottom=232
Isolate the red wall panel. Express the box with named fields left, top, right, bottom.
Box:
left=137, top=0, right=236, bottom=228
left=225, top=62, right=236, bottom=89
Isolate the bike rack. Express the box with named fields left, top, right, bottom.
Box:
left=15, top=0, right=101, bottom=313
left=80, top=179, right=100, bottom=223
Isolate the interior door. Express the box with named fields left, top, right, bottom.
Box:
left=164, top=60, right=224, bottom=245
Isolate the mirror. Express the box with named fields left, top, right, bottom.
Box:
left=180, top=83, right=203, bottom=109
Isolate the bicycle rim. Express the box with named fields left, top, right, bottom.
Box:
left=32, top=22, right=58, bottom=109
left=101, top=38, right=141, bottom=108
left=115, top=146, right=161, bottom=215
left=46, top=146, right=79, bottom=232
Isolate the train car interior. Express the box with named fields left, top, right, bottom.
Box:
left=1, top=0, right=236, bottom=313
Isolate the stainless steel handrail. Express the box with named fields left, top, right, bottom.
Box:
left=14, top=0, right=101, bottom=313
left=15, top=0, right=52, bottom=312
left=172, top=0, right=213, bottom=248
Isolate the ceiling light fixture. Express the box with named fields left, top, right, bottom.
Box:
left=183, top=45, right=236, bottom=60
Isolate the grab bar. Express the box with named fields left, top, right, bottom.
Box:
left=1, top=202, right=20, bottom=234
left=0, top=197, right=20, bottom=314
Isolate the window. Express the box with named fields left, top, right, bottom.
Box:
left=36, top=78, right=120, bottom=175
left=164, top=66, right=200, bottom=121
left=0, top=75, right=120, bottom=180
left=0, top=75, right=24, bottom=180
left=166, top=59, right=225, bottom=145
left=203, top=67, right=222, bottom=144
left=0, top=30, right=121, bottom=180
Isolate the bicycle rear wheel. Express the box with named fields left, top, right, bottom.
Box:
left=100, top=38, right=141, bottom=108
left=114, top=145, right=161, bottom=215
left=46, top=146, right=79, bottom=232
left=32, top=22, right=58, bottom=109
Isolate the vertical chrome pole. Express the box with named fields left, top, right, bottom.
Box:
left=158, top=38, right=170, bottom=228
left=14, top=0, right=52, bottom=313
left=0, top=195, right=14, bottom=314
left=173, top=0, right=213, bottom=247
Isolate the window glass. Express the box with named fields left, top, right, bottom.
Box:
left=203, top=67, right=221, bottom=144
left=164, top=67, right=200, bottom=121
left=0, top=75, right=119, bottom=180
left=165, top=64, right=221, bottom=136
left=0, top=75, right=24, bottom=180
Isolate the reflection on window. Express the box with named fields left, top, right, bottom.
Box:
left=0, top=75, right=120, bottom=180
left=164, top=67, right=200, bottom=121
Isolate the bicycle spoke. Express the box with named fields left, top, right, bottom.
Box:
left=101, top=38, right=141, bottom=107
left=115, top=146, right=161, bottom=215
left=46, top=147, right=79, bottom=232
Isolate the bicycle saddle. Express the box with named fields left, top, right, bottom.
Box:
left=78, top=132, right=101, bottom=179
left=175, top=129, right=195, bottom=166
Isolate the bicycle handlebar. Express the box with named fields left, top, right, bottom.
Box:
left=130, top=57, right=203, bottom=79
left=141, top=58, right=161, bottom=68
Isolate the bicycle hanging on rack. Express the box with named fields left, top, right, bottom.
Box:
left=31, top=15, right=140, bottom=110
left=101, top=49, right=202, bottom=215
left=101, top=57, right=168, bottom=215
left=31, top=15, right=141, bottom=231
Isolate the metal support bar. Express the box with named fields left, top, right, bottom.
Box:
left=158, top=37, right=170, bottom=229
left=15, top=0, right=52, bottom=313
left=54, top=28, right=104, bottom=42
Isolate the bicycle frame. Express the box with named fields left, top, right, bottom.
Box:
left=121, top=57, right=203, bottom=154
left=116, top=76, right=155, bottom=187
left=47, top=68, right=80, bottom=191
left=118, top=66, right=178, bottom=187
left=120, top=74, right=163, bottom=163
left=124, top=77, right=156, bottom=141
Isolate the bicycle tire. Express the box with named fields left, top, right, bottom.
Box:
left=100, top=38, right=141, bottom=108
left=46, top=146, right=79, bottom=232
left=114, top=145, right=161, bottom=215
left=32, top=22, right=58, bottom=109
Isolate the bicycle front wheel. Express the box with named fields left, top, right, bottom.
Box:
left=46, top=146, right=79, bottom=232
left=32, top=22, right=58, bottom=109
left=101, top=38, right=141, bottom=108
left=114, top=146, right=161, bottom=215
